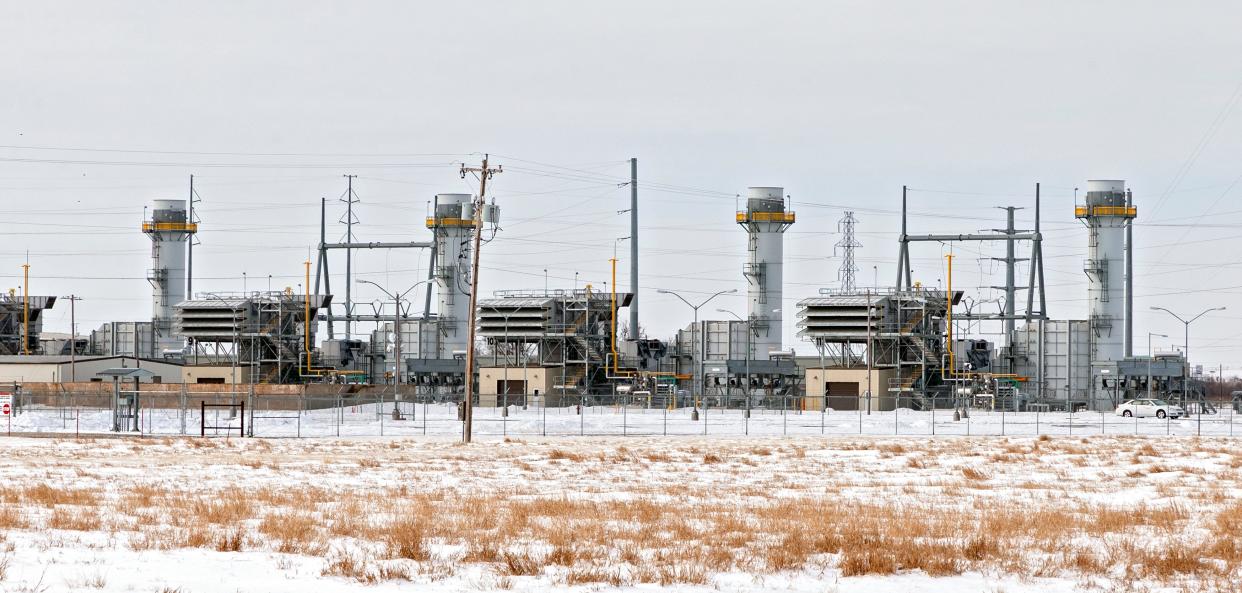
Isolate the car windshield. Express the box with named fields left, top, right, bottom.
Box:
left=1151, top=399, right=1170, bottom=406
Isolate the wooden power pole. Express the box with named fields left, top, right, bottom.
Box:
left=459, top=155, right=502, bottom=444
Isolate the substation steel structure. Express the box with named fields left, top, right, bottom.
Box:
left=893, top=184, right=1049, bottom=398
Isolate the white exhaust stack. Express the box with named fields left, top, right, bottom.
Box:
left=737, top=187, right=795, bottom=360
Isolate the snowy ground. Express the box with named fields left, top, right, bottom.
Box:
left=0, top=435, right=1239, bottom=592
left=7, top=401, right=1242, bottom=439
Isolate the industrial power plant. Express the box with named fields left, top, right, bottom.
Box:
left=0, top=167, right=1213, bottom=427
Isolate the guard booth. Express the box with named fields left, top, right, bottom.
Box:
left=96, top=367, right=155, bottom=432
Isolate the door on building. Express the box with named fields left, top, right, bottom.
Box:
left=826, top=381, right=859, bottom=411
left=497, top=380, right=526, bottom=407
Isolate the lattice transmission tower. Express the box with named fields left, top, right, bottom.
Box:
left=835, top=211, right=862, bottom=293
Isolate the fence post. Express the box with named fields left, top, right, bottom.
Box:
left=820, top=396, right=825, bottom=435
left=240, top=401, right=246, bottom=438
left=200, top=400, right=205, bottom=437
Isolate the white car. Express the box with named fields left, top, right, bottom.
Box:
left=1115, top=399, right=1184, bottom=419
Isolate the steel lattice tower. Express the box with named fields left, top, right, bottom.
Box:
left=835, top=211, right=862, bottom=293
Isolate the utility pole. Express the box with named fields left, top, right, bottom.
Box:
left=64, top=295, right=81, bottom=381
left=989, top=206, right=1028, bottom=352
left=342, top=174, right=358, bottom=340
left=460, top=155, right=502, bottom=444
left=629, top=158, right=639, bottom=339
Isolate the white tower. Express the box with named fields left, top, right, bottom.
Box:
left=737, top=187, right=795, bottom=359
left=142, top=199, right=196, bottom=354
left=1078, top=180, right=1135, bottom=365
left=427, top=193, right=475, bottom=357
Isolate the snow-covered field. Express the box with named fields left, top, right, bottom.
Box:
left=7, top=401, right=1242, bottom=439
left=1, top=434, right=1240, bottom=592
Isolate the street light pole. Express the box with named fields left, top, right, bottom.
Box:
left=357, top=279, right=430, bottom=386
left=1151, top=306, right=1225, bottom=409
left=658, top=288, right=737, bottom=406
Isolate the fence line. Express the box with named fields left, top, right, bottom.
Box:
left=5, top=389, right=1238, bottom=439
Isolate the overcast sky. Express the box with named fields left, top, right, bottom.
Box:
left=2, top=1, right=1241, bottom=371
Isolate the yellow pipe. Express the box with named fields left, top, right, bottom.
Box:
left=298, top=261, right=358, bottom=377
left=942, top=254, right=955, bottom=380
left=305, top=260, right=311, bottom=372
left=21, top=263, right=29, bottom=355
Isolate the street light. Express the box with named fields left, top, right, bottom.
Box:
left=357, top=279, right=431, bottom=387
left=658, top=288, right=737, bottom=406
left=1151, top=306, right=1225, bottom=408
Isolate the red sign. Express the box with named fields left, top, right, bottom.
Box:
left=1, top=403, right=9, bottom=416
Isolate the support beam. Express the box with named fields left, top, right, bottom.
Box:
left=321, top=242, right=433, bottom=250
left=629, top=157, right=639, bottom=340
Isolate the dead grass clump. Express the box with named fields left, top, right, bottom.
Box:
left=384, top=519, right=429, bottom=561
left=1216, top=500, right=1242, bottom=532
left=190, top=492, right=252, bottom=525
left=1132, top=543, right=1216, bottom=578
left=23, top=484, right=97, bottom=507
left=358, top=458, right=381, bottom=469
left=215, top=526, right=246, bottom=552
left=499, top=548, right=543, bottom=576
left=839, top=546, right=898, bottom=576
left=322, top=548, right=372, bottom=582
left=563, top=565, right=624, bottom=586
left=0, top=506, right=27, bottom=530
left=48, top=507, right=102, bottom=531
left=961, top=467, right=990, bottom=481
left=764, top=532, right=810, bottom=571
left=547, top=449, right=586, bottom=462
left=259, top=511, right=324, bottom=555
left=703, top=453, right=723, bottom=464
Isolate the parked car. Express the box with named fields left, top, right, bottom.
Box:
left=1115, top=399, right=1184, bottom=419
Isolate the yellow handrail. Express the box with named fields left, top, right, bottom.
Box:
left=425, top=217, right=476, bottom=228
left=1074, top=205, right=1136, bottom=218
left=141, top=222, right=198, bottom=233
left=735, top=211, right=796, bottom=224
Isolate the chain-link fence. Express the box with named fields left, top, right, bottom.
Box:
left=4, top=389, right=1240, bottom=438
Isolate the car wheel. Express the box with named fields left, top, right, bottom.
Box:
left=1156, top=410, right=1167, bottom=419
left=1122, top=410, right=1132, bottom=417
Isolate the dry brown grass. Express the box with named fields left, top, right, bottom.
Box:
left=48, top=507, right=101, bottom=531
left=4, top=436, right=1241, bottom=588
left=259, top=511, right=324, bottom=555
left=961, top=467, right=990, bottom=480
left=547, top=448, right=586, bottom=462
